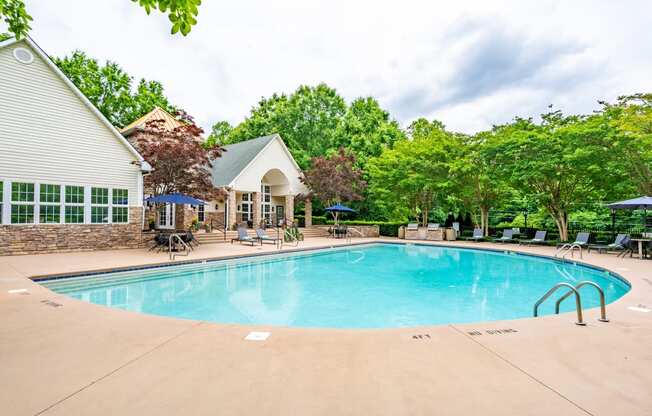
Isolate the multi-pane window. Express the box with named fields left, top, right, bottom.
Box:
left=39, top=184, right=61, bottom=223
left=261, top=184, right=272, bottom=223
left=240, top=193, right=252, bottom=222
left=65, top=185, right=84, bottom=223
left=91, top=187, right=109, bottom=224
left=11, top=182, right=34, bottom=224
left=112, top=188, right=128, bottom=223
left=197, top=204, right=205, bottom=222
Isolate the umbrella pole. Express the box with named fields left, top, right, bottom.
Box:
left=611, top=209, right=616, bottom=240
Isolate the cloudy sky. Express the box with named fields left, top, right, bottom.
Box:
left=19, top=0, right=652, bottom=134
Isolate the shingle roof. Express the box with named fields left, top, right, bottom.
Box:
left=211, top=134, right=277, bottom=187
left=120, top=106, right=185, bottom=135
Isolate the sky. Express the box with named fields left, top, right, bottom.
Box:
left=16, top=0, right=652, bottom=134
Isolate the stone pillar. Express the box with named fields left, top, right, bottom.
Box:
left=304, top=198, right=313, bottom=227
left=252, top=191, right=261, bottom=228
left=284, top=194, right=294, bottom=225
left=175, top=204, right=194, bottom=230
left=227, top=189, right=237, bottom=229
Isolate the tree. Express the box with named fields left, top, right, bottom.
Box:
left=449, top=132, right=512, bottom=236
left=54, top=51, right=175, bottom=128
left=1, top=0, right=202, bottom=39
left=601, top=94, right=652, bottom=195
left=300, top=148, right=367, bottom=209
left=131, top=119, right=224, bottom=200
left=492, top=111, right=618, bottom=241
left=205, top=120, right=233, bottom=147
left=334, top=97, right=405, bottom=168
left=218, top=84, right=347, bottom=168
left=367, top=122, right=455, bottom=225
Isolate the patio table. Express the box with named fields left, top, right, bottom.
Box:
left=630, top=238, right=651, bottom=260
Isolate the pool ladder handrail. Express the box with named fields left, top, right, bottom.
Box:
left=169, top=233, right=190, bottom=260
left=534, top=282, right=586, bottom=325
left=555, top=243, right=583, bottom=259
left=555, top=281, right=609, bottom=322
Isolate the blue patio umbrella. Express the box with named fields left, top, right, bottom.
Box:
left=144, top=193, right=206, bottom=205
left=324, top=203, right=356, bottom=225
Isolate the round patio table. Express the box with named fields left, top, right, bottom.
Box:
left=630, top=238, right=651, bottom=259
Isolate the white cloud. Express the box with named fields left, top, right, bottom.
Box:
left=16, top=0, right=652, bottom=134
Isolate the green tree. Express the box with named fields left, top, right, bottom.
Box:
left=205, top=120, right=233, bottom=147
left=368, top=122, right=456, bottom=225
left=334, top=97, right=406, bottom=167
left=601, top=94, right=652, bottom=195
left=449, top=132, right=513, bottom=236
left=1, top=0, right=201, bottom=39
left=492, top=111, right=619, bottom=241
left=54, top=51, right=175, bottom=128
left=222, top=84, right=347, bottom=168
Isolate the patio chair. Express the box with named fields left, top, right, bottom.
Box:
left=494, top=229, right=514, bottom=243
left=231, top=227, right=256, bottom=246
left=520, top=230, right=547, bottom=245
left=427, top=223, right=440, bottom=231
left=557, top=232, right=590, bottom=248
left=148, top=233, right=169, bottom=252
left=590, top=234, right=630, bottom=255
left=184, top=230, right=200, bottom=249
left=255, top=228, right=283, bottom=248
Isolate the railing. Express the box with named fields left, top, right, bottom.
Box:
left=555, top=281, right=609, bottom=322
left=533, top=282, right=586, bottom=325
left=554, top=243, right=583, bottom=259
left=209, top=218, right=227, bottom=241
left=169, top=233, right=190, bottom=260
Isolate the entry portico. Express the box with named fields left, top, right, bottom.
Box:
left=209, top=134, right=308, bottom=229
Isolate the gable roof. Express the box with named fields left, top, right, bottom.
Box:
left=211, top=135, right=281, bottom=187
left=0, top=36, right=151, bottom=172
left=121, top=106, right=185, bottom=136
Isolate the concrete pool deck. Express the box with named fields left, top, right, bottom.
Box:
left=1, top=237, right=651, bottom=415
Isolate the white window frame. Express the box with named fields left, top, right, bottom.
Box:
left=10, top=181, right=36, bottom=224
left=90, top=187, right=110, bottom=224
left=0, top=179, right=130, bottom=226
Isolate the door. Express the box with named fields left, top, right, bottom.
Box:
left=276, top=205, right=284, bottom=225
left=157, top=203, right=175, bottom=229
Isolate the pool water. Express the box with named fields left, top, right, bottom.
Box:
left=41, top=243, right=630, bottom=328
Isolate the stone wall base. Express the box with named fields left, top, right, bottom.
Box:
left=0, top=207, right=145, bottom=256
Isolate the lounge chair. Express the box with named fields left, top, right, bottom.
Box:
left=231, top=227, right=256, bottom=246
left=255, top=228, right=283, bottom=248
left=520, top=230, right=547, bottom=245
left=558, top=232, right=590, bottom=248
left=494, top=229, right=514, bottom=243
left=589, top=234, right=630, bottom=255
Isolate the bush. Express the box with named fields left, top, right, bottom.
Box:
left=327, top=220, right=403, bottom=237
left=294, top=215, right=329, bottom=226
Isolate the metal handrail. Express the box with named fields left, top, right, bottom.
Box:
left=533, top=282, right=586, bottom=325
left=555, top=243, right=583, bottom=259
left=169, top=233, right=190, bottom=260
left=555, top=281, right=609, bottom=322
left=209, top=218, right=227, bottom=241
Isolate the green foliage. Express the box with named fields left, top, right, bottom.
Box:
left=211, top=84, right=405, bottom=171
left=367, top=120, right=456, bottom=225
left=204, top=120, right=233, bottom=147
left=0, top=0, right=31, bottom=39
left=53, top=51, right=175, bottom=128
left=134, top=0, right=202, bottom=36
left=0, top=0, right=201, bottom=39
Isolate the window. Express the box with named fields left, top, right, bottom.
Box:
left=198, top=204, right=205, bottom=222
left=11, top=182, right=34, bottom=224
left=261, top=184, right=272, bottom=223
left=91, top=187, right=109, bottom=223
left=65, top=185, right=84, bottom=223
left=0, top=181, right=3, bottom=223
left=39, top=184, right=61, bottom=223
left=240, top=193, right=252, bottom=222
left=112, top=189, right=129, bottom=224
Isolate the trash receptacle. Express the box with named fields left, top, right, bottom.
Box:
left=398, top=226, right=405, bottom=239
left=445, top=228, right=456, bottom=241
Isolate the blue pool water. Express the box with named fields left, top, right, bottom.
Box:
left=41, top=243, right=630, bottom=328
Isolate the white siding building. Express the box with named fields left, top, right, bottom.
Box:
left=0, top=37, right=150, bottom=255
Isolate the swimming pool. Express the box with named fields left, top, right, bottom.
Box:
left=40, top=243, right=630, bottom=328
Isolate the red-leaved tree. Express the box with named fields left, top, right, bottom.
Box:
left=300, top=148, right=367, bottom=206
left=131, top=119, right=225, bottom=200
